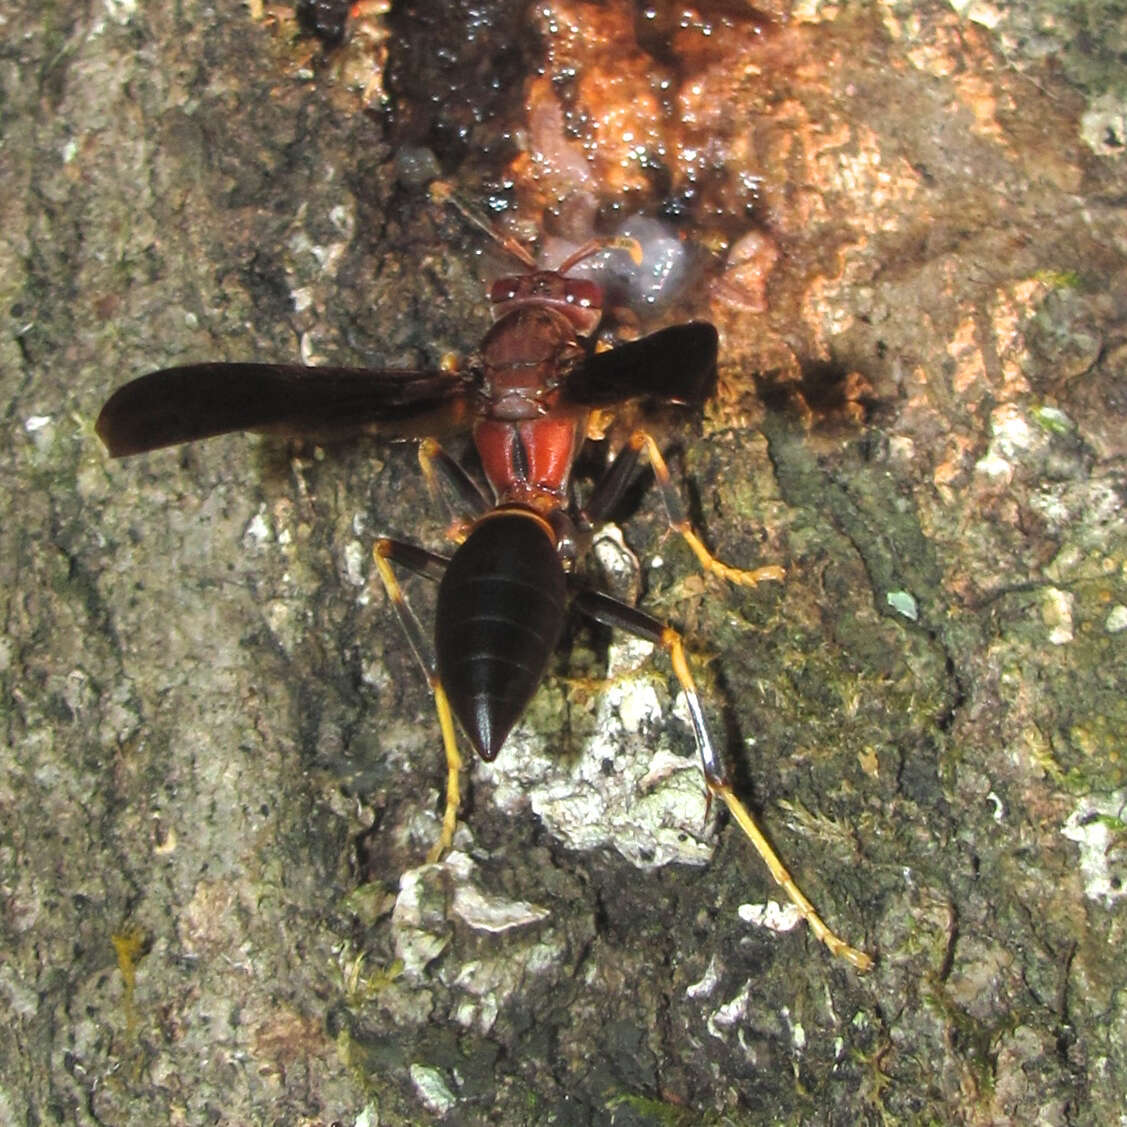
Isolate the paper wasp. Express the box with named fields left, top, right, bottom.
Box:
left=95, top=214, right=872, bottom=971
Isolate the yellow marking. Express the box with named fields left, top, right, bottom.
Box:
left=426, top=682, right=463, bottom=863
left=373, top=539, right=401, bottom=598
left=710, top=783, right=874, bottom=972
left=662, top=627, right=698, bottom=693
left=443, top=519, right=472, bottom=544
left=635, top=431, right=786, bottom=588
left=620, top=236, right=645, bottom=267
left=595, top=235, right=643, bottom=266
left=660, top=626, right=872, bottom=971
left=678, top=526, right=787, bottom=587
left=374, top=539, right=464, bottom=863
left=111, top=928, right=147, bottom=1034
left=472, top=504, right=557, bottom=545
left=418, top=438, right=443, bottom=501
left=558, top=235, right=645, bottom=273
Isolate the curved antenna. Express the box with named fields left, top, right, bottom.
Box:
left=429, top=180, right=537, bottom=269
left=430, top=182, right=644, bottom=275
left=556, top=235, right=643, bottom=274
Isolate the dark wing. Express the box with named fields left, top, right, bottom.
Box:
left=562, top=322, right=718, bottom=408
left=95, top=363, right=472, bottom=457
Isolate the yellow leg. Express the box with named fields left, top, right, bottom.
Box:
left=661, top=625, right=873, bottom=972
left=373, top=540, right=464, bottom=863
left=418, top=437, right=487, bottom=542
left=429, top=181, right=538, bottom=268
left=634, top=432, right=786, bottom=588
left=710, top=782, right=874, bottom=972
left=678, top=525, right=787, bottom=588
left=427, top=683, right=463, bottom=863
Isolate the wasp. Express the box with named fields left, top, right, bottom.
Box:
left=96, top=217, right=872, bottom=971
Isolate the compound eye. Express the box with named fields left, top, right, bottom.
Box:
left=563, top=277, right=602, bottom=310
left=490, top=276, right=523, bottom=304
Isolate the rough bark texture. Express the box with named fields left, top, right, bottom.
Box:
left=2, top=1, right=1125, bottom=1123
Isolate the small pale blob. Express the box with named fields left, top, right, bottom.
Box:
left=886, top=589, right=919, bottom=621
left=1105, top=605, right=1127, bottom=633
left=685, top=953, right=723, bottom=999
left=1061, top=793, right=1127, bottom=906
left=738, top=899, right=803, bottom=934
left=409, top=1063, right=457, bottom=1116
left=712, top=228, right=779, bottom=313
left=1040, top=587, right=1074, bottom=645
left=446, top=851, right=550, bottom=933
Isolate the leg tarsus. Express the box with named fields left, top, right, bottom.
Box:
left=633, top=430, right=785, bottom=588
left=573, top=558, right=870, bottom=970
left=583, top=430, right=785, bottom=587
left=418, top=437, right=491, bottom=529
left=373, top=540, right=465, bottom=864
left=709, top=780, right=874, bottom=972
left=662, top=626, right=872, bottom=971
left=426, top=682, right=463, bottom=862
left=677, top=524, right=786, bottom=588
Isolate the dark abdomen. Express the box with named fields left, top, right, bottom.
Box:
left=436, top=511, right=567, bottom=761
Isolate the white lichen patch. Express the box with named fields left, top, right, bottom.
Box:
left=474, top=522, right=718, bottom=870
left=478, top=655, right=715, bottom=870
left=262, top=597, right=304, bottom=656
left=103, top=0, right=138, bottom=24
left=591, top=524, right=642, bottom=605
left=448, top=936, right=567, bottom=1034
left=390, top=853, right=564, bottom=1033
left=784, top=1006, right=807, bottom=1051
left=974, top=403, right=1040, bottom=483
left=445, top=851, right=550, bottom=933
left=353, top=1104, right=380, bottom=1127
left=948, top=0, right=1003, bottom=29
left=342, top=539, right=366, bottom=588
left=1080, top=92, right=1127, bottom=157
left=685, top=953, right=723, bottom=1000
left=738, top=900, right=804, bottom=935
left=1061, top=792, right=1127, bottom=906
left=1040, top=587, right=1074, bottom=646
left=290, top=286, right=315, bottom=314
left=707, top=979, right=753, bottom=1038
left=973, top=447, right=1015, bottom=484
left=242, top=505, right=273, bottom=548
left=392, top=865, right=453, bottom=981
left=409, top=1063, right=457, bottom=1116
